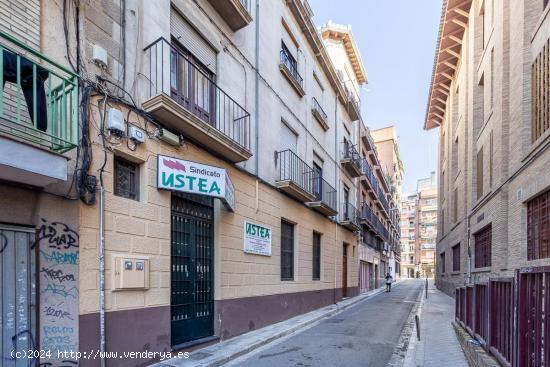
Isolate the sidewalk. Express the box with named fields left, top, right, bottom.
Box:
left=404, top=280, right=468, bottom=367
left=154, top=283, right=396, bottom=367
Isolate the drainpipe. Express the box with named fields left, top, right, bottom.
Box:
left=254, top=0, right=260, bottom=177
left=334, top=93, right=339, bottom=304
left=466, top=218, right=471, bottom=285
left=98, top=186, right=106, bottom=367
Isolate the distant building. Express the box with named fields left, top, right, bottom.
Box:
left=399, top=173, right=437, bottom=278
left=417, top=173, right=438, bottom=278
left=371, top=126, right=404, bottom=278
left=400, top=193, right=418, bottom=278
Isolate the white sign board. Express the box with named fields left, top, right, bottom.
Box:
left=243, top=221, right=272, bottom=256
left=158, top=155, right=226, bottom=196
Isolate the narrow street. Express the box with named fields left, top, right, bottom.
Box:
left=227, top=280, right=423, bottom=367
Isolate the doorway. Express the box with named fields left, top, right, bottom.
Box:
left=1, top=225, right=36, bottom=360
left=170, top=193, right=214, bottom=347
left=342, top=244, right=348, bottom=297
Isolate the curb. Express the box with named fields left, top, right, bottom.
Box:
left=156, top=282, right=399, bottom=367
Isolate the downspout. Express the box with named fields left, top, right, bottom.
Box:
left=98, top=186, right=106, bottom=367
left=254, top=0, right=260, bottom=178
left=334, top=93, right=339, bottom=305
left=254, top=0, right=260, bottom=213
left=466, top=218, right=471, bottom=285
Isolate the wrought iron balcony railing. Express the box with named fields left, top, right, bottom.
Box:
left=276, top=149, right=314, bottom=194
left=0, top=30, right=78, bottom=152
left=280, top=49, right=303, bottom=89
left=312, top=97, right=328, bottom=123
left=360, top=202, right=375, bottom=225
left=311, top=174, right=337, bottom=213
left=144, top=37, right=251, bottom=151
left=341, top=202, right=361, bottom=229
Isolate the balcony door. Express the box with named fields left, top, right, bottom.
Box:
left=312, top=162, right=323, bottom=201
left=170, top=42, right=215, bottom=126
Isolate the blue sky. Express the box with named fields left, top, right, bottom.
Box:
left=309, top=0, right=442, bottom=194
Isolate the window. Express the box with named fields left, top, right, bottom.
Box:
left=490, top=48, right=495, bottom=109
left=489, top=131, right=493, bottom=187
left=527, top=190, right=550, bottom=260
left=474, top=225, right=492, bottom=268
left=281, top=220, right=294, bottom=280
left=440, top=252, right=446, bottom=273
left=477, top=148, right=484, bottom=200
left=312, top=232, right=321, bottom=280
left=453, top=188, right=458, bottom=223
left=531, top=38, right=550, bottom=142
left=452, top=243, right=461, bottom=271
left=114, top=157, right=139, bottom=200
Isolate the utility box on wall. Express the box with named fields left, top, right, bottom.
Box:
left=113, top=255, right=150, bottom=290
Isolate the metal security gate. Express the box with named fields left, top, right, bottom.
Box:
left=171, top=193, right=214, bottom=346
left=1, top=225, right=36, bottom=367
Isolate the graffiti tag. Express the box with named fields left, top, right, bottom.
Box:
left=42, top=284, right=79, bottom=299
left=34, top=219, right=79, bottom=250
left=40, top=267, right=76, bottom=283
left=40, top=251, right=79, bottom=265
left=43, top=305, right=74, bottom=321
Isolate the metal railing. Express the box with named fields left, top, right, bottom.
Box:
left=0, top=31, right=78, bottom=152
left=276, top=149, right=314, bottom=195
left=341, top=141, right=362, bottom=168
left=341, top=202, right=360, bottom=227
left=280, top=49, right=303, bottom=88
left=312, top=97, right=327, bottom=122
left=311, top=174, right=337, bottom=212
left=360, top=202, right=375, bottom=225
left=144, top=37, right=251, bottom=150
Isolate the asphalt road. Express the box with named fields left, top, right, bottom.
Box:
left=227, top=279, right=424, bottom=367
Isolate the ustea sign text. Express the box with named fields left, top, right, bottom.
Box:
left=243, top=221, right=272, bottom=256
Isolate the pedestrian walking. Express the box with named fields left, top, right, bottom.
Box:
left=385, top=273, right=393, bottom=292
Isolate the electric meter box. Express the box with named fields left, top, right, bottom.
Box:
left=106, top=108, right=125, bottom=134
left=113, top=255, right=150, bottom=290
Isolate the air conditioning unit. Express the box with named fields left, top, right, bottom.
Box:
left=157, top=128, right=181, bottom=146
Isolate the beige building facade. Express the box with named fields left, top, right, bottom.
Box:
left=400, top=193, right=418, bottom=278
left=0, top=0, right=391, bottom=366
left=425, top=0, right=550, bottom=296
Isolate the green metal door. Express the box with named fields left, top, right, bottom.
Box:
left=171, top=193, right=214, bottom=346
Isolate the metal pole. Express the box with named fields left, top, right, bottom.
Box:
left=425, top=277, right=428, bottom=299
left=99, top=186, right=106, bottom=367
left=415, top=314, right=421, bottom=341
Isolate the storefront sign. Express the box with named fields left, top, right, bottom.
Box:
left=243, top=221, right=272, bottom=256
left=222, top=174, right=236, bottom=212
left=157, top=155, right=231, bottom=201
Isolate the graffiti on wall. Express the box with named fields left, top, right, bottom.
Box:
left=38, top=218, right=79, bottom=366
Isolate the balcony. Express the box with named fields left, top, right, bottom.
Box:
left=0, top=31, right=78, bottom=187
left=343, top=83, right=360, bottom=121
left=142, top=38, right=252, bottom=163
left=360, top=158, right=376, bottom=190
left=359, top=202, right=375, bottom=230
left=275, top=149, right=315, bottom=202
left=340, top=142, right=362, bottom=177
left=340, top=202, right=360, bottom=232
left=311, top=97, right=329, bottom=131
left=279, top=49, right=305, bottom=97
left=207, top=0, right=252, bottom=31
left=306, top=175, right=338, bottom=216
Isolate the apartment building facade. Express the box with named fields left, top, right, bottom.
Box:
left=400, top=193, right=418, bottom=278
left=417, top=174, right=437, bottom=279
left=426, top=0, right=550, bottom=296
left=355, top=120, right=400, bottom=292
left=0, top=0, right=394, bottom=366
left=371, top=125, right=404, bottom=278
